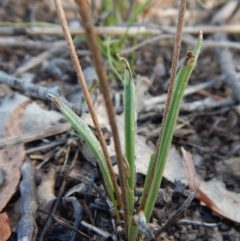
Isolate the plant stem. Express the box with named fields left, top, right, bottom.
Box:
left=54, top=0, right=123, bottom=219
left=75, top=0, right=130, bottom=233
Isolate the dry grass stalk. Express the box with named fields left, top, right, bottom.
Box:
left=53, top=0, right=123, bottom=217
left=74, top=0, right=129, bottom=230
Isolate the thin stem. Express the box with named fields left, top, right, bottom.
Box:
left=74, top=0, right=129, bottom=231
left=139, top=0, right=187, bottom=212
left=54, top=0, right=123, bottom=218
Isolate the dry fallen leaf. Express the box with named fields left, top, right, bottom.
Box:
left=0, top=93, right=65, bottom=135
left=0, top=100, right=29, bottom=211
left=0, top=212, right=11, bottom=241
left=181, top=147, right=240, bottom=223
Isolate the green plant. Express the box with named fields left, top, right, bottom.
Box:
left=51, top=0, right=202, bottom=240
left=100, top=0, right=154, bottom=75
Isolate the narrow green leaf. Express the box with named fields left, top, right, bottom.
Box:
left=117, top=54, right=136, bottom=240
left=142, top=31, right=203, bottom=222
left=49, top=94, right=119, bottom=219
left=123, top=62, right=136, bottom=193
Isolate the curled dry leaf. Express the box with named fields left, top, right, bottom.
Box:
left=0, top=99, right=30, bottom=211
left=181, top=147, right=240, bottom=223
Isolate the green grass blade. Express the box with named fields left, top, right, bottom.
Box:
left=142, top=31, right=203, bottom=222
left=49, top=95, right=120, bottom=219
left=122, top=59, right=136, bottom=193
left=118, top=0, right=153, bottom=48
left=106, top=37, right=124, bottom=84
left=117, top=54, right=136, bottom=239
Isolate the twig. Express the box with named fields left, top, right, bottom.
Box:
left=13, top=42, right=67, bottom=76
left=214, top=33, right=240, bottom=102
left=120, top=34, right=240, bottom=54
left=26, top=140, right=66, bottom=154
left=0, top=122, right=72, bottom=149
left=177, top=219, right=219, bottom=228
left=144, top=79, right=218, bottom=106
left=145, top=98, right=235, bottom=113
left=81, top=220, right=117, bottom=240
left=17, top=158, right=38, bottom=241
left=64, top=196, right=84, bottom=241
left=155, top=191, right=197, bottom=238
left=75, top=0, right=127, bottom=226
left=53, top=0, right=123, bottom=220
left=73, top=174, right=114, bottom=211
left=0, top=37, right=64, bottom=50
left=0, top=25, right=240, bottom=36
left=38, top=210, right=90, bottom=238
left=0, top=70, right=81, bottom=114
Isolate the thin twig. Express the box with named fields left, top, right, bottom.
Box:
left=0, top=25, right=240, bottom=36
left=75, top=0, right=127, bottom=227
left=214, top=33, right=240, bottom=102
left=81, top=220, right=117, bottom=240
left=0, top=122, right=72, bottom=149
left=144, top=79, right=218, bottom=106
left=26, top=140, right=66, bottom=154
left=139, top=0, right=187, bottom=211
left=38, top=210, right=90, bottom=239
left=0, top=38, right=64, bottom=50
left=120, top=34, right=240, bottom=54
left=13, top=42, right=66, bottom=76
left=177, top=219, right=219, bottom=228
left=145, top=97, right=235, bottom=113
left=155, top=191, right=197, bottom=238
left=53, top=0, right=123, bottom=219
left=0, top=70, right=82, bottom=114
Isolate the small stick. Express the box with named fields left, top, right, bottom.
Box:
left=0, top=122, right=72, bottom=149
left=14, top=50, right=58, bottom=76
left=177, top=219, right=219, bottom=228
left=155, top=191, right=197, bottom=238
left=144, top=79, right=218, bottom=106
left=145, top=98, right=235, bottom=113
left=120, top=34, right=240, bottom=54
left=0, top=37, right=64, bottom=50
left=81, top=220, right=117, bottom=240
left=26, top=140, right=67, bottom=154
left=1, top=25, right=240, bottom=36
left=214, top=33, right=240, bottom=102
left=38, top=210, right=90, bottom=238
left=0, top=70, right=82, bottom=114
